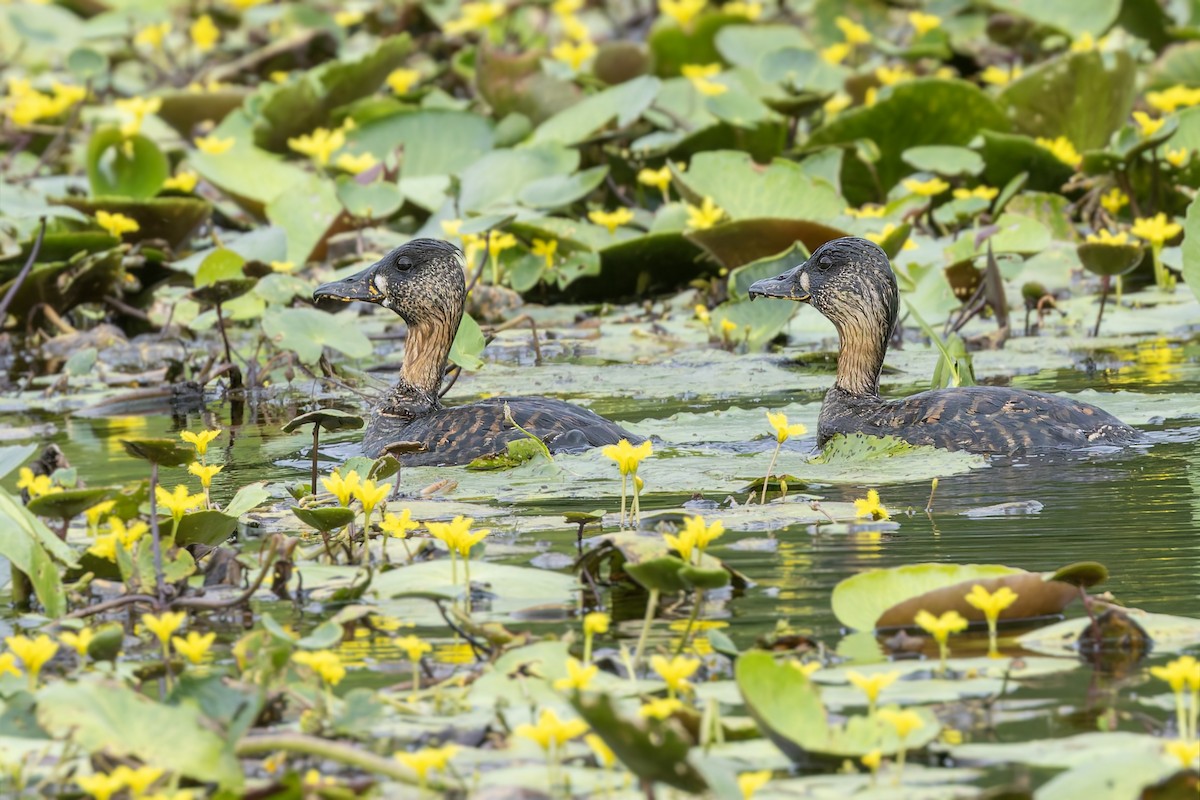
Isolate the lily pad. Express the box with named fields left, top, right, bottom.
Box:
left=57, top=196, right=211, bottom=248
left=686, top=218, right=848, bottom=269
left=174, top=510, right=238, bottom=547
left=26, top=488, right=112, bottom=521
left=292, top=506, right=356, bottom=532
left=671, top=151, right=845, bottom=222
left=832, top=563, right=1027, bottom=631
left=121, top=438, right=194, bottom=467
left=283, top=409, right=365, bottom=434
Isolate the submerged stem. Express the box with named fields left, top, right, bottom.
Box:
left=632, top=588, right=659, bottom=669
left=761, top=441, right=782, bottom=505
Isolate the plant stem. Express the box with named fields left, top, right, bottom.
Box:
left=310, top=426, right=319, bottom=497
left=1091, top=274, right=1110, bottom=337
left=619, top=473, right=628, bottom=528
left=673, top=589, right=703, bottom=657
left=583, top=631, right=594, bottom=665
left=761, top=441, right=782, bottom=505
left=148, top=463, right=165, bottom=606
left=987, top=618, right=1000, bottom=659
left=236, top=733, right=423, bottom=786
left=632, top=588, right=659, bottom=669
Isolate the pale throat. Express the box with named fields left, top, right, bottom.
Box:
left=400, top=311, right=458, bottom=395
left=831, top=304, right=889, bottom=398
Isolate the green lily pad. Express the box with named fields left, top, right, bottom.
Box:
left=1181, top=197, right=1200, bottom=304
left=26, top=488, right=112, bottom=521
left=56, top=196, right=211, bottom=249
left=530, top=76, right=660, bottom=146
left=986, top=0, right=1122, bottom=37
left=672, top=151, right=845, bottom=222
left=999, top=50, right=1136, bottom=150
left=0, top=490, right=71, bottom=617
left=292, top=506, right=356, bottom=532
left=121, top=438, right=194, bottom=467
left=1078, top=242, right=1145, bottom=278
left=901, top=145, right=984, bottom=177
left=174, top=510, right=238, bottom=547
left=155, top=88, right=250, bottom=137
left=808, top=79, right=1009, bottom=205
left=283, top=409, right=365, bottom=434
left=86, top=127, right=168, bottom=201
left=686, top=218, right=848, bottom=269
left=261, top=306, right=373, bottom=365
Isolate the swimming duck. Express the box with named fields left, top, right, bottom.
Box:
left=313, top=239, right=640, bottom=465
left=748, top=237, right=1141, bottom=455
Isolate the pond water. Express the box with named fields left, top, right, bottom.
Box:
left=2, top=306, right=1198, bottom=791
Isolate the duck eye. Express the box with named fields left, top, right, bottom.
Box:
left=396, top=257, right=414, bottom=271
left=818, top=257, right=833, bottom=271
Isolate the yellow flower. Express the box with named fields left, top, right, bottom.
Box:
left=908, top=11, right=941, bottom=35
left=791, top=660, right=821, bottom=677
left=188, top=462, right=222, bottom=490
left=585, top=733, right=615, bottom=767
left=95, top=210, right=140, bottom=238
left=395, top=744, right=458, bottom=785
left=426, top=515, right=489, bottom=557
left=820, top=43, right=850, bottom=65
left=952, top=185, right=998, bottom=201
left=83, top=500, right=117, bottom=531
left=387, top=68, right=421, bottom=95
left=395, top=634, right=431, bottom=662
left=690, top=76, right=727, bottom=96
left=638, top=697, right=684, bottom=719
left=88, top=533, right=118, bottom=561
left=1086, top=229, right=1130, bottom=245
left=824, top=92, right=852, bottom=115
left=766, top=411, right=806, bottom=443
left=1164, top=739, right=1200, bottom=768
left=333, top=10, right=364, bottom=26
left=902, top=177, right=949, bottom=197
left=16, top=467, right=59, bottom=499
left=1035, top=135, right=1082, bottom=167
left=682, top=62, right=721, bottom=80
left=515, top=708, right=588, bottom=750
left=487, top=231, right=518, bottom=260
left=1100, top=187, right=1129, bottom=215
left=1133, top=111, right=1165, bottom=137
left=444, top=1, right=505, bottom=35
left=737, top=770, right=772, bottom=800
left=589, top=207, right=635, bottom=234
left=694, top=304, right=711, bottom=323
left=114, top=95, right=162, bottom=137
left=162, top=170, right=198, bottom=192
left=1150, top=655, right=1200, bottom=693
left=381, top=509, right=418, bottom=539
left=156, top=484, right=204, bottom=524
left=1165, top=147, right=1191, bottom=168
left=60, top=628, right=95, bottom=658
left=1131, top=212, right=1182, bottom=246
left=664, top=524, right=699, bottom=563
left=660, top=0, right=707, bottom=29
left=336, top=152, right=378, bottom=175
left=835, top=15, right=871, bottom=44
left=5, top=634, right=57, bottom=687
left=685, top=196, right=725, bottom=230
left=915, top=609, right=969, bottom=642
left=864, top=222, right=916, bottom=251
left=1069, top=31, right=1096, bottom=53
left=720, top=318, right=738, bottom=335
left=190, top=14, right=219, bottom=52
left=110, top=517, right=149, bottom=550
left=194, top=135, right=235, bottom=155
left=293, top=649, right=346, bottom=685
left=531, top=238, right=558, bottom=269
left=602, top=438, right=652, bottom=475
left=980, top=64, right=1021, bottom=86
left=354, top=478, right=391, bottom=518
left=878, top=707, right=925, bottom=740
left=846, top=204, right=885, bottom=219
left=723, top=1, right=762, bottom=20
left=554, top=657, right=598, bottom=691
left=172, top=630, right=216, bottom=664
left=288, top=127, right=346, bottom=166
left=651, top=654, right=700, bottom=697
left=964, top=584, right=1018, bottom=657
left=853, top=489, right=889, bottom=521
left=552, top=38, right=597, bottom=72
left=142, top=611, right=186, bottom=648
left=322, top=469, right=361, bottom=507
left=552, top=0, right=583, bottom=15
left=583, top=612, right=610, bottom=636
left=1147, top=84, right=1200, bottom=114
left=847, top=669, right=899, bottom=710
left=683, top=514, right=724, bottom=551
left=110, top=765, right=163, bottom=797
left=861, top=748, right=882, bottom=772
left=134, top=21, right=171, bottom=49
left=76, top=773, right=126, bottom=800
left=637, top=165, right=673, bottom=202
left=0, top=652, right=19, bottom=678
left=875, top=64, right=912, bottom=86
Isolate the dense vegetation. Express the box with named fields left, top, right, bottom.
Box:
left=0, top=0, right=1198, bottom=798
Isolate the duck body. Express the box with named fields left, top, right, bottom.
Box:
left=315, top=239, right=641, bottom=465
left=749, top=237, right=1142, bottom=456
left=819, top=384, right=1140, bottom=454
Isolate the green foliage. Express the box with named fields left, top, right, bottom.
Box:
left=86, top=127, right=168, bottom=200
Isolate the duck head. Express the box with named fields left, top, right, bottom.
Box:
left=313, top=238, right=466, bottom=327
left=747, top=236, right=898, bottom=329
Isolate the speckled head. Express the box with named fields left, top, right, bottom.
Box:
left=747, top=236, right=899, bottom=329
left=313, top=238, right=466, bottom=327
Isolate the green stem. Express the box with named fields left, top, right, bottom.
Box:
left=583, top=631, right=594, bottom=665
left=987, top=618, right=999, bottom=659
left=619, top=473, right=628, bottom=529
left=463, top=555, right=472, bottom=616
left=673, top=588, right=703, bottom=657
left=761, top=440, right=782, bottom=505
left=631, top=472, right=641, bottom=527
left=937, top=639, right=949, bottom=676
left=894, top=736, right=907, bottom=786
left=236, top=733, right=423, bottom=786
left=632, top=588, right=659, bottom=670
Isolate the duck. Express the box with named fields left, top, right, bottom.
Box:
left=313, top=238, right=642, bottom=465
left=747, top=237, right=1142, bottom=455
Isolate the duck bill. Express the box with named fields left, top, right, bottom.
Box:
left=747, top=263, right=811, bottom=302
left=313, top=261, right=384, bottom=304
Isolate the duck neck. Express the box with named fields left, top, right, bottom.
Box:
left=830, top=295, right=895, bottom=399
left=400, top=305, right=462, bottom=398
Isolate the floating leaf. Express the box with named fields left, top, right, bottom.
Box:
left=529, top=76, right=660, bottom=146
left=26, top=488, right=111, bottom=522
left=687, top=218, right=847, bottom=269
left=174, top=510, right=238, bottom=547
left=86, top=127, right=168, bottom=200
left=121, top=438, right=194, bottom=467
left=671, top=151, right=845, bottom=221
left=283, top=409, right=365, bottom=434
left=292, top=506, right=356, bottom=532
